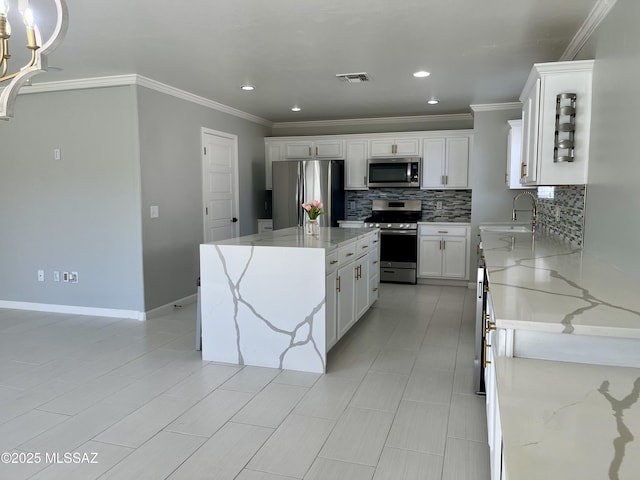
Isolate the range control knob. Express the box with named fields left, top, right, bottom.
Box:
left=387, top=223, right=392, bottom=228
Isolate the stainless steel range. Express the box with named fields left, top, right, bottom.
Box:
left=364, top=200, right=422, bottom=284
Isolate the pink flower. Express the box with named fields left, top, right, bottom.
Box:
left=301, top=200, right=325, bottom=220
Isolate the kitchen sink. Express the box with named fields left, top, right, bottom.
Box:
left=479, top=224, right=532, bottom=233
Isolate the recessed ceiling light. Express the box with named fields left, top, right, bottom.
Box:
left=427, top=98, right=440, bottom=105
left=291, top=106, right=301, bottom=112
left=240, top=84, right=255, bottom=91
left=413, top=71, right=431, bottom=78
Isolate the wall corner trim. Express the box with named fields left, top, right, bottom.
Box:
left=14, top=74, right=273, bottom=127
left=560, top=0, right=618, bottom=61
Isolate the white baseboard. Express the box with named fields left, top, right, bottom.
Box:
left=416, top=278, right=470, bottom=287
left=0, top=300, right=145, bottom=320
left=144, top=293, right=198, bottom=320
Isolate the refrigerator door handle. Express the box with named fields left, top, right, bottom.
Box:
left=298, top=161, right=304, bottom=227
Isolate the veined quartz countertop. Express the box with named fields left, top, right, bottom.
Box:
left=208, top=226, right=377, bottom=251
left=496, top=355, right=640, bottom=480
left=480, top=229, right=640, bottom=338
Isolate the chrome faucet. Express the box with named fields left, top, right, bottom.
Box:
left=512, top=191, right=538, bottom=232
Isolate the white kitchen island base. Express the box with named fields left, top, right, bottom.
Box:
left=200, top=227, right=379, bottom=374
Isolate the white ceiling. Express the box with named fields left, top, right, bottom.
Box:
left=28, top=0, right=600, bottom=123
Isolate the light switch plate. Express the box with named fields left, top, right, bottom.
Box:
left=150, top=205, right=159, bottom=218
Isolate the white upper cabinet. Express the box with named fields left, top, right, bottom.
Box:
left=506, top=119, right=528, bottom=189
left=345, top=140, right=369, bottom=190
left=369, top=137, right=420, bottom=157
left=421, top=133, right=472, bottom=189
left=519, top=60, right=594, bottom=186
left=284, top=139, right=345, bottom=159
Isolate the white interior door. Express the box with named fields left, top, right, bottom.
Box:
left=202, top=129, right=239, bottom=243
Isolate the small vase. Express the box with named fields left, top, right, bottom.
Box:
left=306, top=219, right=319, bottom=236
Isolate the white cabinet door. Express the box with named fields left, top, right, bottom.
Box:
left=418, top=236, right=443, bottom=277
left=355, top=255, right=369, bottom=320
left=325, top=270, right=338, bottom=351
left=506, top=119, right=527, bottom=189
left=284, top=141, right=314, bottom=158
left=520, top=80, right=540, bottom=184
left=265, top=142, right=284, bottom=190
left=345, top=140, right=369, bottom=190
left=337, top=262, right=356, bottom=338
left=442, top=236, right=467, bottom=279
left=315, top=140, right=345, bottom=158
left=421, top=138, right=446, bottom=188
left=445, top=136, right=470, bottom=188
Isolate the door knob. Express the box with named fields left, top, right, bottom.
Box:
left=232, top=217, right=238, bottom=223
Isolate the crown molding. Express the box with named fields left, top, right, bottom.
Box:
left=470, top=102, right=522, bottom=113
left=12, top=74, right=273, bottom=127
left=271, top=113, right=472, bottom=130
left=560, top=0, right=618, bottom=61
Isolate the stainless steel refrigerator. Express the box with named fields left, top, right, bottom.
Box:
left=272, top=160, right=345, bottom=230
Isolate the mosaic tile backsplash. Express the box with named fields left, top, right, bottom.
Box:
left=346, top=188, right=472, bottom=222
left=537, top=185, right=586, bottom=248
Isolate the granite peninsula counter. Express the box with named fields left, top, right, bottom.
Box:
left=199, top=226, right=379, bottom=373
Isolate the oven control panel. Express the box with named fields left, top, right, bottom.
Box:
left=365, top=222, right=417, bottom=230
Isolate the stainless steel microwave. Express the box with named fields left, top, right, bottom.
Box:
left=367, top=157, right=421, bottom=188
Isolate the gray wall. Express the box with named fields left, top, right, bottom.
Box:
left=578, top=0, right=640, bottom=279
left=136, top=87, right=272, bottom=310
left=470, top=107, right=536, bottom=271
left=0, top=87, right=145, bottom=310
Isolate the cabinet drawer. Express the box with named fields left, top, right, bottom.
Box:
left=369, top=248, right=379, bottom=277
left=356, top=237, right=371, bottom=253
left=326, top=251, right=339, bottom=275
left=419, top=225, right=468, bottom=236
left=370, top=232, right=380, bottom=248
left=338, top=241, right=357, bottom=264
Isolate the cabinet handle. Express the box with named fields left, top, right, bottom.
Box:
left=438, top=230, right=448, bottom=234
left=373, top=260, right=378, bottom=264
left=444, top=175, right=448, bottom=185
left=486, top=321, right=496, bottom=332
left=362, top=245, right=368, bottom=249
left=315, top=146, right=318, bottom=156
left=373, top=287, right=378, bottom=292
left=346, top=252, right=354, bottom=257
left=336, top=275, right=341, bottom=293
left=330, top=260, right=338, bottom=265
left=441, top=175, right=445, bottom=185
left=442, top=240, right=446, bottom=250
left=439, top=240, right=443, bottom=250
left=483, top=338, right=492, bottom=368
left=373, top=239, right=378, bottom=243
left=520, top=162, right=527, bottom=180
left=309, top=146, right=312, bottom=157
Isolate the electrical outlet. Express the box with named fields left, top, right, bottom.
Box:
left=62, top=271, right=69, bottom=283
left=436, top=201, right=443, bottom=210
left=555, top=206, right=561, bottom=222
left=53, top=271, right=60, bottom=282
left=70, top=272, right=79, bottom=283
left=349, top=201, right=356, bottom=210
left=37, top=270, right=45, bottom=282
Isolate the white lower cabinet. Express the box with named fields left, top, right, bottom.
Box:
left=355, top=253, right=369, bottom=319
left=485, top=293, right=506, bottom=480
left=418, top=224, right=470, bottom=280
left=325, top=270, right=338, bottom=351
left=337, top=259, right=357, bottom=338
left=330, top=232, right=379, bottom=348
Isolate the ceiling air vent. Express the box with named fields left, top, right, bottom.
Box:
left=336, top=72, right=371, bottom=83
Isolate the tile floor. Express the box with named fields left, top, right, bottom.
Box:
left=0, top=284, right=490, bottom=480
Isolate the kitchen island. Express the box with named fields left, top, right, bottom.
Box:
left=199, top=226, right=379, bottom=374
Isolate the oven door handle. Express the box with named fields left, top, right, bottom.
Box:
left=380, top=229, right=417, bottom=235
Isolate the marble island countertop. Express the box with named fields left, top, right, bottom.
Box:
left=480, top=229, right=640, bottom=339
left=496, top=355, right=640, bottom=480
left=208, top=226, right=378, bottom=252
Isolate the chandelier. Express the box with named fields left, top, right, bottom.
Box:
left=0, top=0, right=68, bottom=120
